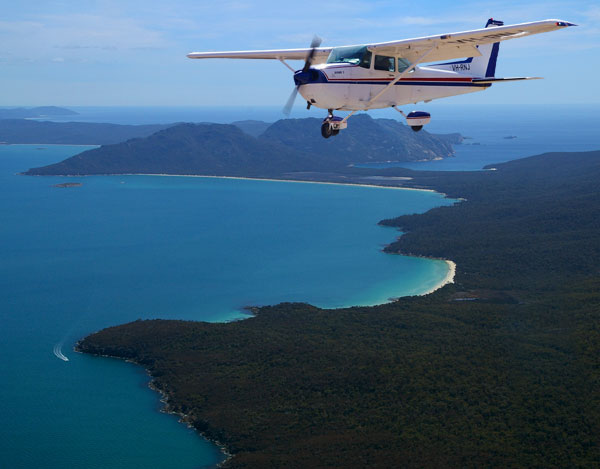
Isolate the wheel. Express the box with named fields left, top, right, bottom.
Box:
left=410, top=125, right=423, bottom=132
left=331, top=129, right=340, bottom=136
left=321, top=122, right=333, bottom=138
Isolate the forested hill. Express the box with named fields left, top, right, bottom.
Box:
left=79, top=150, right=600, bottom=468
left=24, top=114, right=461, bottom=176
left=26, top=124, right=326, bottom=177
left=258, top=115, right=461, bottom=165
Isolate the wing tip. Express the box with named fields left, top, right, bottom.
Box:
left=546, top=19, right=577, bottom=27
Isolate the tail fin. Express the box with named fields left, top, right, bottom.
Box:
left=430, top=18, right=503, bottom=77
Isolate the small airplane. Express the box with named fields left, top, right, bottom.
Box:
left=188, top=19, right=575, bottom=138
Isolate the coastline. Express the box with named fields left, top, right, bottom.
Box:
left=73, top=345, right=232, bottom=466
left=135, top=173, right=431, bottom=192
left=75, top=252, right=457, bottom=467
left=418, top=259, right=456, bottom=296
left=72, top=171, right=457, bottom=466
left=127, top=173, right=457, bottom=300
left=72, top=149, right=600, bottom=468
left=32, top=172, right=443, bottom=194
left=74, top=259, right=457, bottom=467
left=147, top=379, right=232, bottom=467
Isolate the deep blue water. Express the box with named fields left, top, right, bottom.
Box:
left=0, top=144, right=454, bottom=468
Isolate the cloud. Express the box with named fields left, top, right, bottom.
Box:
left=0, top=14, right=167, bottom=63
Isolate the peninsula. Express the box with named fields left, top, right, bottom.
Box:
left=78, top=150, right=600, bottom=468
left=23, top=114, right=461, bottom=177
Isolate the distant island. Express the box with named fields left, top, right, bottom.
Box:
left=53, top=182, right=82, bottom=188
left=0, top=119, right=173, bottom=145
left=23, top=114, right=461, bottom=178
left=78, top=150, right=600, bottom=468
left=0, top=106, right=78, bottom=119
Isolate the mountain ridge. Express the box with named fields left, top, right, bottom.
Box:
left=24, top=114, right=461, bottom=177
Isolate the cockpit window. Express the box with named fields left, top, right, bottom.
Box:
left=397, top=58, right=411, bottom=73
left=327, top=46, right=372, bottom=69
left=374, top=55, right=395, bottom=72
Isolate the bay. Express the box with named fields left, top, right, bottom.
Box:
left=0, top=144, right=454, bottom=468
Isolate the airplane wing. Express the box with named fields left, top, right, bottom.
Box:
left=368, top=19, right=576, bottom=64
left=187, top=19, right=575, bottom=65
left=187, top=47, right=333, bottom=63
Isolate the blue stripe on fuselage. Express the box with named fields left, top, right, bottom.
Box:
left=303, top=69, right=490, bottom=88
left=317, top=80, right=490, bottom=88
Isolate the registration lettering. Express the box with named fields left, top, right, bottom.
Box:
left=452, top=63, right=471, bottom=72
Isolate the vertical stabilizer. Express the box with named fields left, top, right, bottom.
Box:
left=430, top=19, right=504, bottom=77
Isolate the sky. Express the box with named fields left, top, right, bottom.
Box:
left=1, top=0, right=599, bottom=107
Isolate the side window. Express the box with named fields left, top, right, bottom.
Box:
left=397, top=58, right=411, bottom=73
left=359, top=50, right=372, bottom=69
left=374, top=55, right=395, bottom=72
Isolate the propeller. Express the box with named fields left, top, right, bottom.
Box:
left=282, top=35, right=322, bottom=116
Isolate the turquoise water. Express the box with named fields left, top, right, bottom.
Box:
left=0, top=145, right=454, bottom=468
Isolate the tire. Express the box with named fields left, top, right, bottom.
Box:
left=321, top=122, right=333, bottom=138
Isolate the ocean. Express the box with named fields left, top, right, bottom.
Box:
left=1, top=142, right=453, bottom=468
left=2, top=105, right=598, bottom=468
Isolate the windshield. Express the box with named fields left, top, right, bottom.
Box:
left=327, top=46, right=372, bottom=69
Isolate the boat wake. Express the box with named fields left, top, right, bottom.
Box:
left=53, top=343, right=69, bottom=362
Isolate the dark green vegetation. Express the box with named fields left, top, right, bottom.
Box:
left=0, top=106, right=78, bottom=119
left=24, top=114, right=460, bottom=176
left=78, top=150, right=600, bottom=468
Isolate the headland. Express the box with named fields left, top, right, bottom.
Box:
left=78, top=150, right=600, bottom=468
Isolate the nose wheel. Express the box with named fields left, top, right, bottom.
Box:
left=321, top=122, right=339, bottom=138
left=321, top=111, right=346, bottom=139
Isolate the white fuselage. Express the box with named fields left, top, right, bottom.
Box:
left=298, top=63, right=490, bottom=111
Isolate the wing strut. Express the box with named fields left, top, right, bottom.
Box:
left=278, top=58, right=296, bottom=72
left=363, top=43, right=438, bottom=109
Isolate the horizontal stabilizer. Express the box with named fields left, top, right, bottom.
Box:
left=472, top=76, right=542, bottom=84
